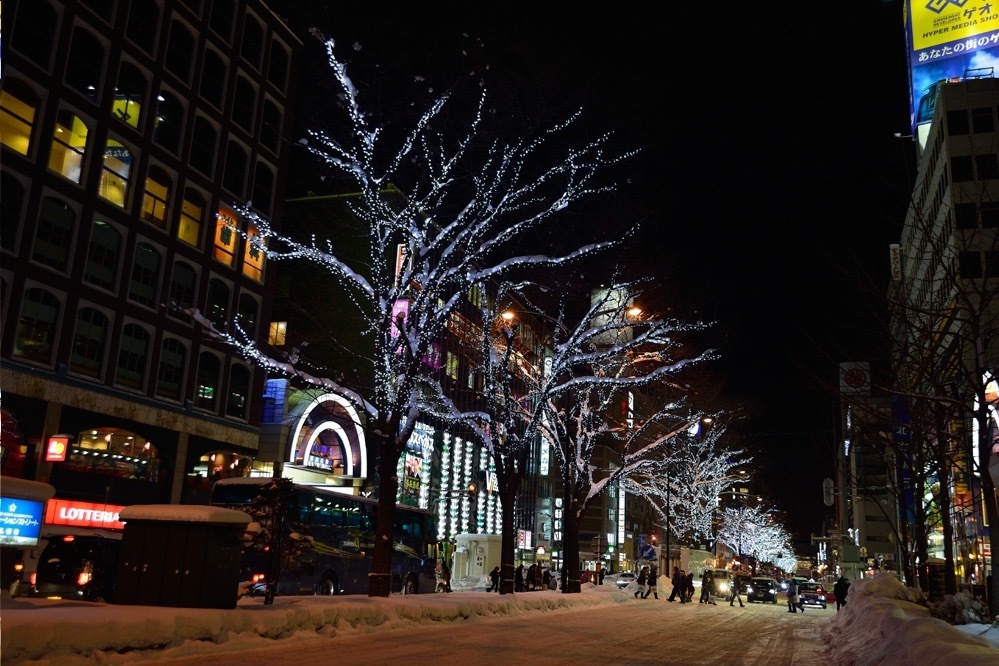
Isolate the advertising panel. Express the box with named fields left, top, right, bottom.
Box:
left=0, top=497, right=43, bottom=546
left=906, top=0, right=999, bottom=135
left=43, top=499, right=126, bottom=531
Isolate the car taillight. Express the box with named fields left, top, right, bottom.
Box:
left=252, top=573, right=266, bottom=583
left=77, top=561, right=94, bottom=586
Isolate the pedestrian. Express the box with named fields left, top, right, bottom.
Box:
left=642, top=564, right=659, bottom=599
left=685, top=570, right=695, bottom=603
left=534, top=564, right=543, bottom=591
left=634, top=565, right=649, bottom=598
left=700, top=570, right=715, bottom=604
left=596, top=562, right=604, bottom=585
left=542, top=567, right=551, bottom=590
left=834, top=576, right=849, bottom=611
left=667, top=566, right=683, bottom=602
left=515, top=564, right=525, bottom=592
left=786, top=578, right=799, bottom=613
left=436, top=559, right=452, bottom=593
left=487, top=566, right=500, bottom=592
left=729, top=573, right=745, bottom=607
left=526, top=563, right=537, bottom=591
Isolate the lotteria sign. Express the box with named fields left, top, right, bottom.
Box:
left=43, top=499, right=126, bottom=531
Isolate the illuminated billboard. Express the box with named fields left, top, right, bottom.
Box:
left=905, top=0, right=999, bottom=136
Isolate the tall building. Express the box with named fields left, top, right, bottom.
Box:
left=891, top=76, right=999, bottom=588
left=1, top=0, right=300, bottom=508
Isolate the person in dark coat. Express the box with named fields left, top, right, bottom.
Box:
left=641, top=564, right=659, bottom=599
left=487, top=566, right=500, bottom=592
left=700, top=570, right=715, bottom=604
left=787, top=578, right=799, bottom=613
left=515, top=564, right=525, bottom=592
left=542, top=568, right=551, bottom=590
left=526, top=563, right=537, bottom=591
left=684, top=571, right=695, bottom=603
left=833, top=577, right=849, bottom=611
left=667, top=566, right=683, bottom=602
left=634, top=565, right=649, bottom=598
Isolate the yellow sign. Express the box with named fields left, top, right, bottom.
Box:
left=910, top=0, right=999, bottom=51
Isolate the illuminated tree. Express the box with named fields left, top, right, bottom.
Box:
left=186, top=36, right=634, bottom=597
left=625, top=417, right=748, bottom=550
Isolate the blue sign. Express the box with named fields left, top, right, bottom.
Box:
left=640, top=544, right=656, bottom=560
left=0, top=496, right=43, bottom=546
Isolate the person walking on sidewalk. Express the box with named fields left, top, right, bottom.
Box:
left=667, top=567, right=683, bottom=602
left=634, top=565, right=649, bottom=598
left=729, top=576, right=745, bottom=607
left=642, top=565, right=659, bottom=599
left=786, top=578, right=799, bottom=613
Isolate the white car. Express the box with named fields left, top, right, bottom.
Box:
left=610, top=571, right=637, bottom=589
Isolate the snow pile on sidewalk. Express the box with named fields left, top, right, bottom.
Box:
left=821, top=573, right=999, bottom=665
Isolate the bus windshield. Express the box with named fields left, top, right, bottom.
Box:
left=210, top=478, right=439, bottom=596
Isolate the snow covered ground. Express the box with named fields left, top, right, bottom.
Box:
left=2, top=574, right=997, bottom=665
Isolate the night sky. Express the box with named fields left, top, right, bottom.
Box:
left=272, top=1, right=914, bottom=545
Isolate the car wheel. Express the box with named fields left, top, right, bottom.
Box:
left=318, top=573, right=340, bottom=595
left=822, top=603, right=827, bottom=610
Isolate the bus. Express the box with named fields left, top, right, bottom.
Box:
left=210, top=478, right=439, bottom=596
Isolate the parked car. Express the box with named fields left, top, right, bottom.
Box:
left=30, top=534, right=122, bottom=603
left=797, top=581, right=827, bottom=609
left=747, top=576, right=779, bottom=604
left=610, top=571, right=637, bottom=590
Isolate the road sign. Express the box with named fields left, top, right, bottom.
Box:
left=640, top=544, right=655, bottom=560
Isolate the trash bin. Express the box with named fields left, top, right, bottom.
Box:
left=115, top=504, right=251, bottom=609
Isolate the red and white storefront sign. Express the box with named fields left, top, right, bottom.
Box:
left=43, top=499, right=126, bottom=531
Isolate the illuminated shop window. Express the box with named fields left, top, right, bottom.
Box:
left=99, top=139, right=133, bottom=206
left=48, top=110, right=89, bottom=183
left=0, top=78, right=39, bottom=155
left=213, top=205, right=238, bottom=266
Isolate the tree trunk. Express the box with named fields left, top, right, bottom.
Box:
left=935, top=407, right=957, bottom=596
left=561, top=489, right=581, bottom=594
left=499, top=474, right=517, bottom=595
left=370, top=430, right=400, bottom=597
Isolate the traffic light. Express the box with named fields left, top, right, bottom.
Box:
left=650, top=534, right=658, bottom=545
left=467, top=481, right=478, bottom=497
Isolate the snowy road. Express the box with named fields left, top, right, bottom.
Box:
left=151, top=597, right=829, bottom=666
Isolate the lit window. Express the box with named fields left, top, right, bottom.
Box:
left=113, top=61, right=146, bottom=129
left=141, top=166, right=171, bottom=228
left=268, top=321, right=287, bottom=346
left=48, top=110, right=89, bottom=183
left=178, top=189, right=204, bottom=246
left=99, top=139, right=133, bottom=206
left=241, top=222, right=265, bottom=282
left=213, top=206, right=238, bottom=267
left=0, top=79, right=39, bottom=155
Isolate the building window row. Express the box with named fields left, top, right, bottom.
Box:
left=7, top=282, right=255, bottom=420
